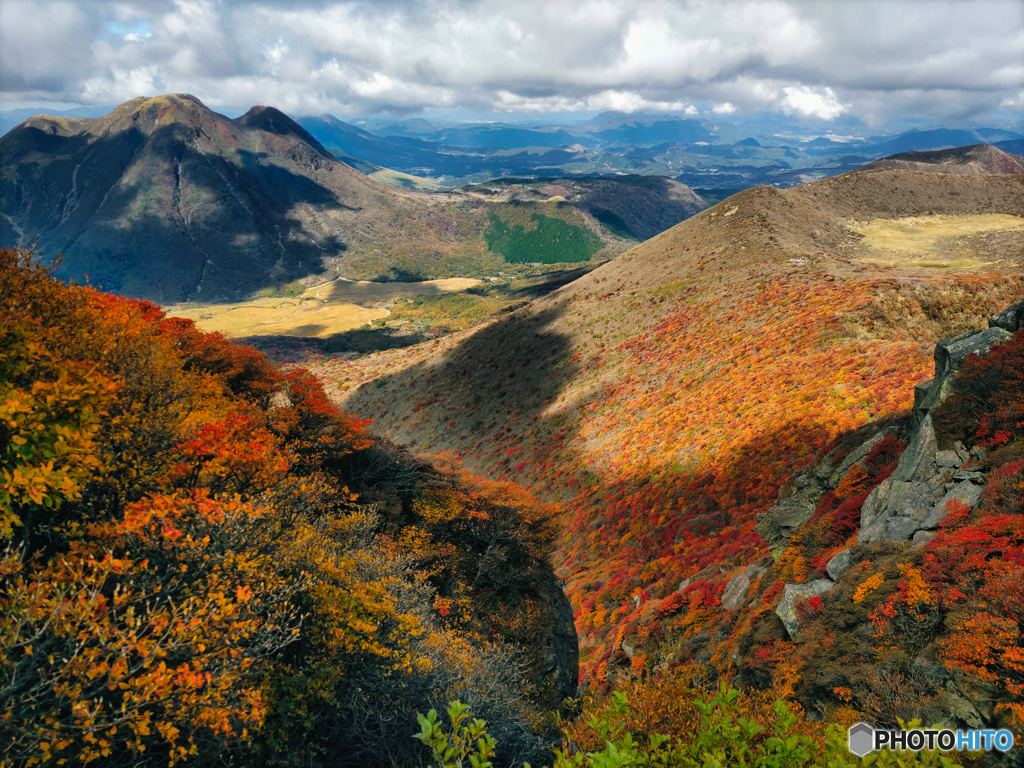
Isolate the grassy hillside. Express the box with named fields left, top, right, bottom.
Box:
left=309, top=171, right=1024, bottom=725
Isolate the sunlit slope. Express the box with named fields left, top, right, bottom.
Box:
left=316, top=171, right=1024, bottom=681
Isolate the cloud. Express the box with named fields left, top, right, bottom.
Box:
left=781, top=86, right=847, bottom=120
left=712, top=102, right=736, bottom=115
left=0, top=0, right=1021, bottom=124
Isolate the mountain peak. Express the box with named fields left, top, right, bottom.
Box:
left=236, top=105, right=330, bottom=155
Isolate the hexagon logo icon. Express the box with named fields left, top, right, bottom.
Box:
left=848, top=722, right=875, bottom=756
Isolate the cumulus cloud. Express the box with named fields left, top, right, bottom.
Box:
left=0, top=0, right=1021, bottom=123
left=781, top=86, right=847, bottom=120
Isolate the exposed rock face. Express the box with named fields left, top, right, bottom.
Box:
left=860, top=324, right=1012, bottom=543
left=859, top=415, right=951, bottom=543
left=537, top=582, right=580, bottom=703
left=914, top=327, right=1014, bottom=429
left=756, top=428, right=893, bottom=555
left=776, top=580, right=835, bottom=641
left=989, top=298, right=1024, bottom=333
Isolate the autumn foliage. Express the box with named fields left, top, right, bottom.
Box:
left=0, top=248, right=561, bottom=767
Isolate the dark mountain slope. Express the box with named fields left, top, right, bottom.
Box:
left=2, top=96, right=710, bottom=304
left=0, top=95, right=490, bottom=302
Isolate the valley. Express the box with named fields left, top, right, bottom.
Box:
left=4, top=93, right=1024, bottom=766
left=300, top=168, right=1024, bottom=719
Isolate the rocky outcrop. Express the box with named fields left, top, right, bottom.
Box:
left=989, top=298, right=1024, bottom=333
left=756, top=428, right=894, bottom=556
left=913, top=327, right=1013, bottom=429
left=536, top=582, right=580, bottom=703
left=859, top=324, right=1012, bottom=544
left=776, top=580, right=835, bottom=641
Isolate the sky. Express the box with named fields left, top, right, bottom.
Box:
left=1, top=0, right=1022, bottom=126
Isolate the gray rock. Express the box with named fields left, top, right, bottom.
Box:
left=859, top=415, right=953, bottom=544
left=776, top=580, right=835, bottom=641
left=920, top=481, right=985, bottom=530
left=955, top=442, right=971, bottom=465
left=757, top=429, right=892, bottom=556
left=756, top=485, right=825, bottom=555
left=746, top=556, right=774, bottom=582
left=952, top=469, right=985, bottom=483
left=620, top=636, right=636, bottom=660
left=913, top=530, right=937, bottom=547
left=828, top=428, right=896, bottom=487
left=915, top=327, right=1013, bottom=427
left=721, top=571, right=751, bottom=610
left=676, top=578, right=690, bottom=593
left=935, top=450, right=962, bottom=468
left=989, top=298, right=1024, bottom=333
left=826, top=549, right=853, bottom=580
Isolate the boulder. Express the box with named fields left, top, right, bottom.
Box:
left=913, top=530, right=937, bottom=547
left=721, top=571, right=751, bottom=610
left=756, top=485, right=824, bottom=555
left=776, top=580, right=834, bottom=641
left=826, top=549, right=853, bottom=581
left=989, top=298, right=1024, bottom=333
left=620, top=635, right=636, bottom=661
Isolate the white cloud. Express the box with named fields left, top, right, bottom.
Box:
left=0, top=0, right=1021, bottom=124
left=780, top=86, right=847, bottom=120
left=684, top=105, right=698, bottom=116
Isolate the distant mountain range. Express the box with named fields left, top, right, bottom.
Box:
left=295, top=112, right=1024, bottom=190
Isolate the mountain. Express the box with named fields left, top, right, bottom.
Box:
left=0, top=94, right=500, bottom=302
left=462, top=175, right=706, bottom=242
left=296, top=111, right=1024, bottom=192
left=0, top=95, right=708, bottom=303
left=856, top=143, right=1024, bottom=175
left=298, top=114, right=588, bottom=182
left=861, top=127, right=1017, bottom=156
left=314, top=169, right=1024, bottom=725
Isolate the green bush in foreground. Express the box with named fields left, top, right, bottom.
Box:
left=415, top=686, right=964, bottom=768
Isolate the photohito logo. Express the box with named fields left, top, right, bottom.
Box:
left=847, top=722, right=1014, bottom=755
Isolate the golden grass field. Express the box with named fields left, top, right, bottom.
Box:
left=848, top=213, right=1024, bottom=269
left=165, top=277, right=482, bottom=338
